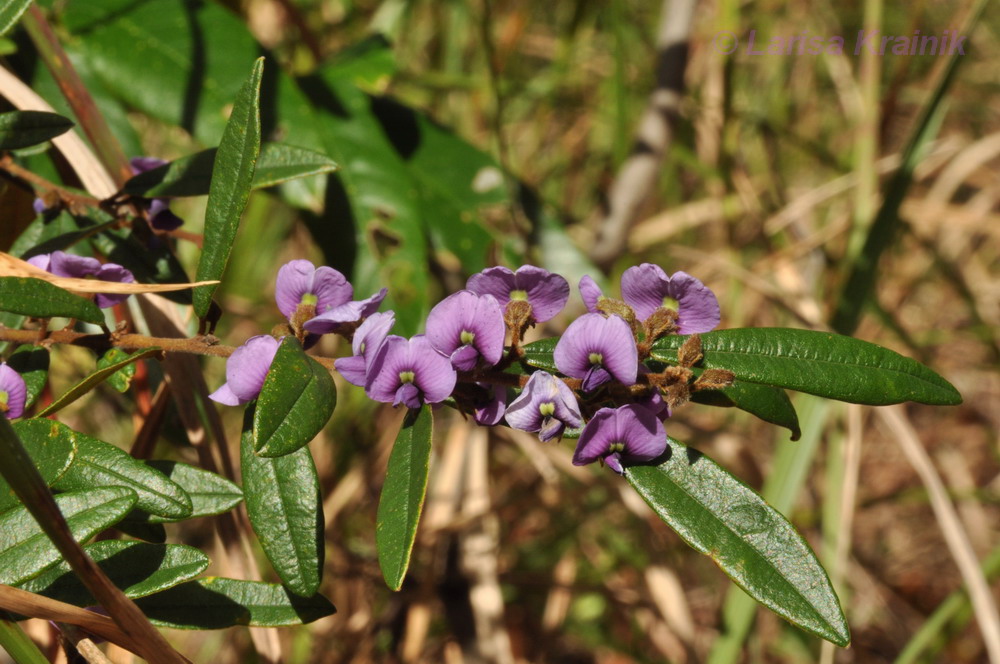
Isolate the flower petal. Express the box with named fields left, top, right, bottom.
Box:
left=48, top=251, right=102, bottom=279
left=572, top=408, right=616, bottom=465
left=514, top=266, right=569, bottom=322
left=334, top=355, right=368, bottom=387
left=365, top=335, right=408, bottom=403
left=224, top=335, right=281, bottom=403
left=474, top=383, right=507, bottom=426
left=148, top=199, right=184, bottom=231
left=207, top=382, right=243, bottom=406
left=593, top=314, right=638, bottom=385
left=615, top=404, right=666, bottom=461
left=303, top=289, right=387, bottom=334
left=409, top=336, right=457, bottom=403
left=466, top=266, right=517, bottom=305
left=0, top=364, right=27, bottom=419
left=620, top=263, right=670, bottom=321
left=275, top=260, right=321, bottom=319
left=394, top=383, right=421, bottom=409
left=311, top=266, right=353, bottom=314
left=578, top=275, right=604, bottom=314
left=667, top=271, right=721, bottom=334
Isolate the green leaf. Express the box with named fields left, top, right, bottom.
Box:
left=253, top=336, right=336, bottom=458
left=0, top=277, right=104, bottom=325
left=122, top=143, right=339, bottom=198
left=624, top=439, right=850, bottom=646
left=241, top=408, right=323, bottom=596
left=376, top=405, right=433, bottom=591
left=520, top=337, right=559, bottom=373
left=143, top=461, right=243, bottom=523
left=0, top=419, right=77, bottom=512
left=135, top=577, right=335, bottom=629
left=0, top=0, right=32, bottom=37
left=0, top=487, right=137, bottom=586
left=52, top=432, right=192, bottom=520
left=6, top=344, right=49, bottom=409
left=193, top=57, right=264, bottom=319
left=691, top=378, right=801, bottom=441
left=17, top=540, right=209, bottom=606
left=650, top=328, right=962, bottom=406
left=36, top=347, right=162, bottom=418
left=0, top=110, right=73, bottom=149
left=96, top=348, right=137, bottom=393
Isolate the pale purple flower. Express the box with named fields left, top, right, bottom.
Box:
left=208, top=335, right=281, bottom=406
left=274, top=259, right=353, bottom=321
left=504, top=371, right=582, bottom=442
left=334, top=312, right=395, bottom=387
left=365, top=335, right=457, bottom=408
left=467, top=265, right=569, bottom=322
left=130, top=157, right=184, bottom=231
left=553, top=313, right=637, bottom=392
left=426, top=291, right=505, bottom=371
left=473, top=383, right=507, bottom=426
left=620, top=264, right=720, bottom=334
left=573, top=404, right=666, bottom=474
left=27, top=251, right=135, bottom=308
left=0, top=363, right=27, bottom=419
left=578, top=275, right=606, bottom=314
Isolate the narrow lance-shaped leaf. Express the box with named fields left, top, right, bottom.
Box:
left=0, top=277, right=104, bottom=325
left=193, top=57, right=264, bottom=318
left=17, top=541, right=209, bottom=606
left=6, top=345, right=49, bottom=410
left=122, top=142, right=338, bottom=197
left=376, top=405, right=433, bottom=591
left=0, top=110, right=73, bottom=149
left=241, top=406, right=323, bottom=596
left=254, top=336, right=336, bottom=458
left=624, top=438, right=850, bottom=647
left=650, top=328, right=962, bottom=406
left=135, top=577, right=335, bottom=629
left=689, top=372, right=801, bottom=441
left=52, top=431, right=192, bottom=520
left=0, top=420, right=77, bottom=513
left=0, top=487, right=138, bottom=586
left=143, top=460, right=243, bottom=523
left=36, top=348, right=162, bottom=418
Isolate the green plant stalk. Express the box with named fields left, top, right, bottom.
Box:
left=895, top=545, right=1000, bottom=664
left=0, top=615, right=49, bottom=664
left=20, top=5, right=132, bottom=186
left=0, top=417, right=190, bottom=664
left=707, top=396, right=833, bottom=663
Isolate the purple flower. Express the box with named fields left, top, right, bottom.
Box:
left=620, top=264, right=720, bottom=334
left=426, top=291, right=505, bottom=371
left=365, top=335, right=457, bottom=408
left=208, top=335, right=281, bottom=406
left=553, top=313, right=637, bottom=392
left=474, top=383, right=507, bottom=426
left=467, top=265, right=569, bottom=323
left=130, top=157, right=184, bottom=231
left=578, top=275, right=607, bottom=314
left=0, top=363, right=27, bottom=419
left=504, top=371, right=582, bottom=442
left=27, top=251, right=135, bottom=309
left=573, top=404, right=666, bottom=474
left=334, top=311, right=395, bottom=387
left=274, top=259, right=353, bottom=321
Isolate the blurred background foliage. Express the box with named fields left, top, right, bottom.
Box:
left=2, top=0, right=998, bottom=662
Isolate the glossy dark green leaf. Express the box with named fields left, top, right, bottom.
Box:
left=36, top=348, right=161, bottom=418
left=193, top=57, right=264, bottom=319
left=135, top=577, right=335, bottom=629
left=6, top=345, right=48, bottom=409
left=253, top=337, right=336, bottom=458
left=520, top=337, right=559, bottom=373
left=625, top=439, right=850, bottom=646
left=0, top=110, right=73, bottom=150
left=691, top=377, right=801, bottom=441
left=0, top=277, right=104, bottom=325
left=53, top=432, right=192, bottom=520
left=376, top=405, right=433, bottom=591
left=0, top=487, right=137, bottom=586
left=0, top=420, right=77, bottom=512
left=241, top=408, right=323, bottom=596
left=17, top=540, right=209, bottom=605
left=96, top=348, right=136, bottom=393
left=650, top=328, right=962, bottom=406
left=143, top=461, right=243, bottom=523
left=0, top=0, right=32, bottom=36
left=122, top=143, right=338, bottom=198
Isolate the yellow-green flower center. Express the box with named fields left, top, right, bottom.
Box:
left=399, top=371, right=415, bottom=384
left=301, top=293, right=319, bottom=306
left=608, top=441, right=625, bottom=453
left=0, top=391, right=8, bottom=412
left=510, top=289, right=528, bottom=301
left=460, top=330, right=476, bottom=345
left=661, top=296, right=679, bottom=310
left=588, top=352, right=603, bottom=366
left=539, top=402, right=555, bottom=417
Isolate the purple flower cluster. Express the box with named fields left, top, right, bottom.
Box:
left=211, top=259, right=724, bottom=475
